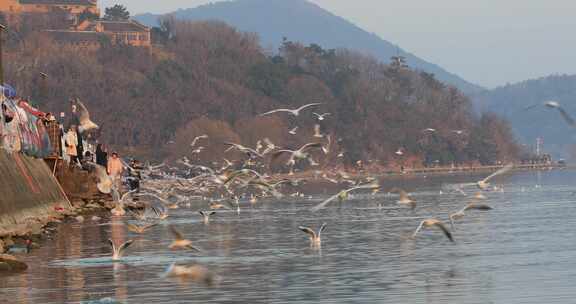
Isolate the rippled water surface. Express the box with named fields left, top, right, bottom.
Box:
left=2, top=169, right=576, bottom=303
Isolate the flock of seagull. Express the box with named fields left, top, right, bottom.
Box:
left=81, top=101, right=527, bottom=288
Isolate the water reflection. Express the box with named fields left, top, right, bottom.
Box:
left=1, top=170, right=576, bottom=303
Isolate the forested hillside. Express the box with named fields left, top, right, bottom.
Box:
left=135, top=0, right=483, bottom=95
left=4, top=19, right=518, bottom=168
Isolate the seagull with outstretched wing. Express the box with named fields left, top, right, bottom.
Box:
left=476, top=163, right=514, bottom=190
left=191, top=134, right=208, bottom=147
left=168, top=225, right=202, bottom=252
left=545, top=100, right=576, bottom=127
left=310, top=181, right=380, bottom=212
left=412, top=219, right=454, bottom=242
left=390, top=188, right=416, bottom=209
left=298, top=223, right=327, bottom=246
left=455, top=163, right=514, bottom=191
left=127, top=222, right=158, bottom=234
left=259, top=103, right=322, bottom=117
left=271, top=142, right=324, bottom=166
left=75, top=99, right=99, bottom=133
left=199, top=211, right=216, bottom=224
left=88, top=162, right=112, bottom=194
left=108, top=239, right=134, bottom=260
left=313, top=112, right=331, bottom=121
left=449, top=202, right=493, bottom=230
left=223, top=142, right=263, bottom=159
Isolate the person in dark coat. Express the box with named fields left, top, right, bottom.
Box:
left=67, top=99, right=84, bottom=160
left=2, top=103, right=14, bottom=123
left=96, top=144, right=108, bottom=168
left=128, top=159, right=142, bottom=192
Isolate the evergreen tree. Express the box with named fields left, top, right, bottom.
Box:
left=104, top=5, right=130, bottom=21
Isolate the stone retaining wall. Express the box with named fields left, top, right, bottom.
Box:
left=0, top=150, right=70, bottom=229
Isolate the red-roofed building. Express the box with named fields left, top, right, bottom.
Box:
left=0, top=0, right=150, bottom=48
left=76, top=19, right=151, bottom=47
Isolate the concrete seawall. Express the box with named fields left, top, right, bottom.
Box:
left=0, top=150, right=70, bottom=229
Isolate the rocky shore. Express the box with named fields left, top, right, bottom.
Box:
left=0, top=197, right=115, bottom=273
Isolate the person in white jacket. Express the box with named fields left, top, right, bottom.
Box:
left=65, top=125, right=79, bottom=165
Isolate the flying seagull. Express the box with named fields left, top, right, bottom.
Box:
left=259, top=103, right=322, bottom=117
left=313, top=112, right=331, bottom=121
left=244, top=179, right=284, bottom=198
left=473, top=192, right=487, bottom=200
left=391, top=188, right=416, bottom=209
left=75, top=99, right=99, bottom=133
left=199, top=211, right=216, bottom=224
left=108, top=239, right=134, bottom=261
left=191, top=134, right=208, bottom=147
left=168, top=225, right=202, bottom=251
left=209, top=201, right=231, bottom=210
left=224, top=142, right=263, bottom=159
left=222, top=168, right=263, bottom=186
left=456, top=163, right=514, bottom=191
left=476, top=163, right=514, bottom=190
left=310, top=181, right=380, bottom=212
left=523, top=100, right=576, bottom=127
left=126, top=223, right=158, bottom=234
left=412, top=219, right=454, bottom=242
left=449, top=203, right=493, bottom=230
left=89, top=162, right=112, bottom=194
left=192, top=147, right=204, bottom=154
left=544, top=100, right=576, bottom=127
left=272, top=142, right=324, bottom=166
left=110, top=190, right=137, bottom=216
left=299, top=223, right=327, bottom=246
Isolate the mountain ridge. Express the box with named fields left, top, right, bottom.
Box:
left=135, top=0, right=484, bottom=95
left=474, top=73, right=576, bottom=159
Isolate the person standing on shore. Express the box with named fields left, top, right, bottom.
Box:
left=96, top=143, right=108, bottom=167
left=65, top=125, right=79, bottom=166
left=128, top=158, right=142, bottom=193
left=107, top=152, right=124, bottom=190
left=74, top=106, right=85, bottom=161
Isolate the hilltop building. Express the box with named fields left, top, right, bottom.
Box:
left=76, top=19, right=151, bottom=47
left=0, top=0, right=150, bottom=48
left=0, top=0, right=99, bottom=24
left=46, top=19, right=151, bottom=48
left=0, top=0, right=99, bottom=14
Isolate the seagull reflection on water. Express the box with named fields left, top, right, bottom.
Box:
left=162, top=262, right=220, bottom=287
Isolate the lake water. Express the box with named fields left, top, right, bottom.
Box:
left=2, top=169, right=576, bottom=303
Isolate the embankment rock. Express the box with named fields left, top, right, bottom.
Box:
left=0, top=254, right=28, bottom=272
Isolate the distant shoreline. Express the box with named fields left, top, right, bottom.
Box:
left=273, top=163, right=564, bottom=181
left=391, top=163, right=562, bottom=176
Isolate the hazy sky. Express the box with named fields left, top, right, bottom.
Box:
left=100, top=0, right=576, bottom=88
